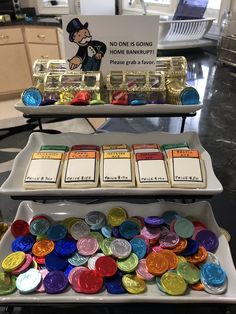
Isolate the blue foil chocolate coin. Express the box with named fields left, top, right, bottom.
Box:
left=45, top=252, right=68, bottom=271
left=44, top=271, right=68, bottom=294
left=64, top=264, right=74, bottom=278
left=47, top=224, right=67, bottom=241
left=21, top=87, right=43, bottom=107
left=101, top=226, right=112, bottom=238
left=130, top=238, right=147, bottom=259
left=181, top=239, right=199, bottom=257
left=105, top=273, right=125, bottom=294
left=55, top=239, right=77, bottom=258
left=11, top=235, right=35, bottom=253
left=200, top=263, right=226, bottom=287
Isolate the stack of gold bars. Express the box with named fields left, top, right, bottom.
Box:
left=21, top=57, right=199, bottom=107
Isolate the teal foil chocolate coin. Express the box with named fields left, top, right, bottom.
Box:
left=174, top=218, right=194, bottom=239
left=119, top=221, right=140, bottom=240
left=181, top=87, right=199, bottom=105
left=47, top=224, right=67, bottom=241
left=30, top=218, right=50, bottom=236
left=162, top=211, right=179, bottom=225
left=21, top=87, right=43, bottom=107
left=68, top=252, right=89, bottom=266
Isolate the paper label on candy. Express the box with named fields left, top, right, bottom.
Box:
left=102, top=144, right=129, bottom=152
left=161, top=143, right=189, bottom=152
left=25, top=153, right=63, bottom=183
left=135, top=152, right=164, bottom=161
left=65, top=152, right=97, bottom=182
left=132, top=144, right=160, bottom=153
left=172, top=158, right=203, bottom=182
left=170, top=150, right=199, bottom=158
left=40, top=145, right=69, bottom=152
left=137, top=159, right=168, bottom=183
left=71, top=145, right=99, bottom=151
left=103, top=152, right=132, bottom=182
left=104, top=152, right=131, bottom=159
left=32, top=152, right=63, bottom=160
left=68, top=151, right=97, bottom=159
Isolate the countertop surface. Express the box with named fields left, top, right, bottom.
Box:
left=0, top=16, right=62, bottom=27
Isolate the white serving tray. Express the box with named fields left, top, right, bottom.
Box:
left=14, top=102, right=203, bottom=116
left=0, top=132, right=222, bottom=197
left=0, top=201, right=235, bottom=304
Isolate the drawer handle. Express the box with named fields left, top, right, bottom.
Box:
left=0, top=35, right=8, bottom=39
left=41, top=55, right=49, bottom=59
left=37, top=34, right=46, bottom=39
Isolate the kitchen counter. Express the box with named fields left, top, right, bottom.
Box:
left=0, top=16, right=62, bottom=28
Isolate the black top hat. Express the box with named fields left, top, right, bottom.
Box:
left=66, top=18, right=89, bottom=42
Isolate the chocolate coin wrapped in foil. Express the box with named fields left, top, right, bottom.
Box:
left=44, top=271, right=68, bottom=294
left=110, top=239, right=132, bottom=259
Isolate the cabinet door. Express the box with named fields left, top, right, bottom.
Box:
left=27, top=44, right=60, bottom=66
left=24, top=27, right=58, bottom=44
left=0, top=44, right=32, bottom=95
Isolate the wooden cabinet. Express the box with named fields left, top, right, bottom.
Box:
left=27, top=43, right=60, bottom=65
left=0, top=27, right=32, bottom=95
left=0, top=25, right=61, bottom=96
left=24, top=26, right=60, bottom=67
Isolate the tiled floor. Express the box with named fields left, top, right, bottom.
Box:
left=0, top=98, right=22, bottom=120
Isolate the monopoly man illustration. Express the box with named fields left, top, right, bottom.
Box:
left=66, top=18, right=107, bottom=71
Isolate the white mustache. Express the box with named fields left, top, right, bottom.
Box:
left=80, top=36, right=92, bottom=44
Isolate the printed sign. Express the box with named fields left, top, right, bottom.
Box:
left=62, top=15, right=159, bottom=77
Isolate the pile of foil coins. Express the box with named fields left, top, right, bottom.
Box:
left=0, top=208, right=227, bottom=296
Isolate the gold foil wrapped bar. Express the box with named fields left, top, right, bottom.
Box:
left=106, top=70, right=166, bottom=105
left=156, top=56, right=199, bottom=105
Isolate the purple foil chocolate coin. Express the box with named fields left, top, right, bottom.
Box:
left=112, top=227, right=122, bottom=238
left=195, top=230, right=219, bottom=252
left=44, top=271, right=68, bottom=294
left=144, top=216, right=164, bottom=228
left=159, top=232, right=180, bottom=249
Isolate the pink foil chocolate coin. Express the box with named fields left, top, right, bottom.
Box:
left=159, top=232, right=180, bottom=248
left=77, top=236, right=99, bottom=256
left=11, top=254, right=33, bottom=275
left=140, top=226, right=160, bottom=242
left=36, top=269, right=49, bottom=292
left=136, top=259, right=154, bottom=281
left=68, top=266, right=87, bottom=285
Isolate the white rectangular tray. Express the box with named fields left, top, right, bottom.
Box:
left=0, top=201, right=235, bottom=304
left=0, top=132, right=222, bottom=197
left=14, top=102, right=203, bottom=116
